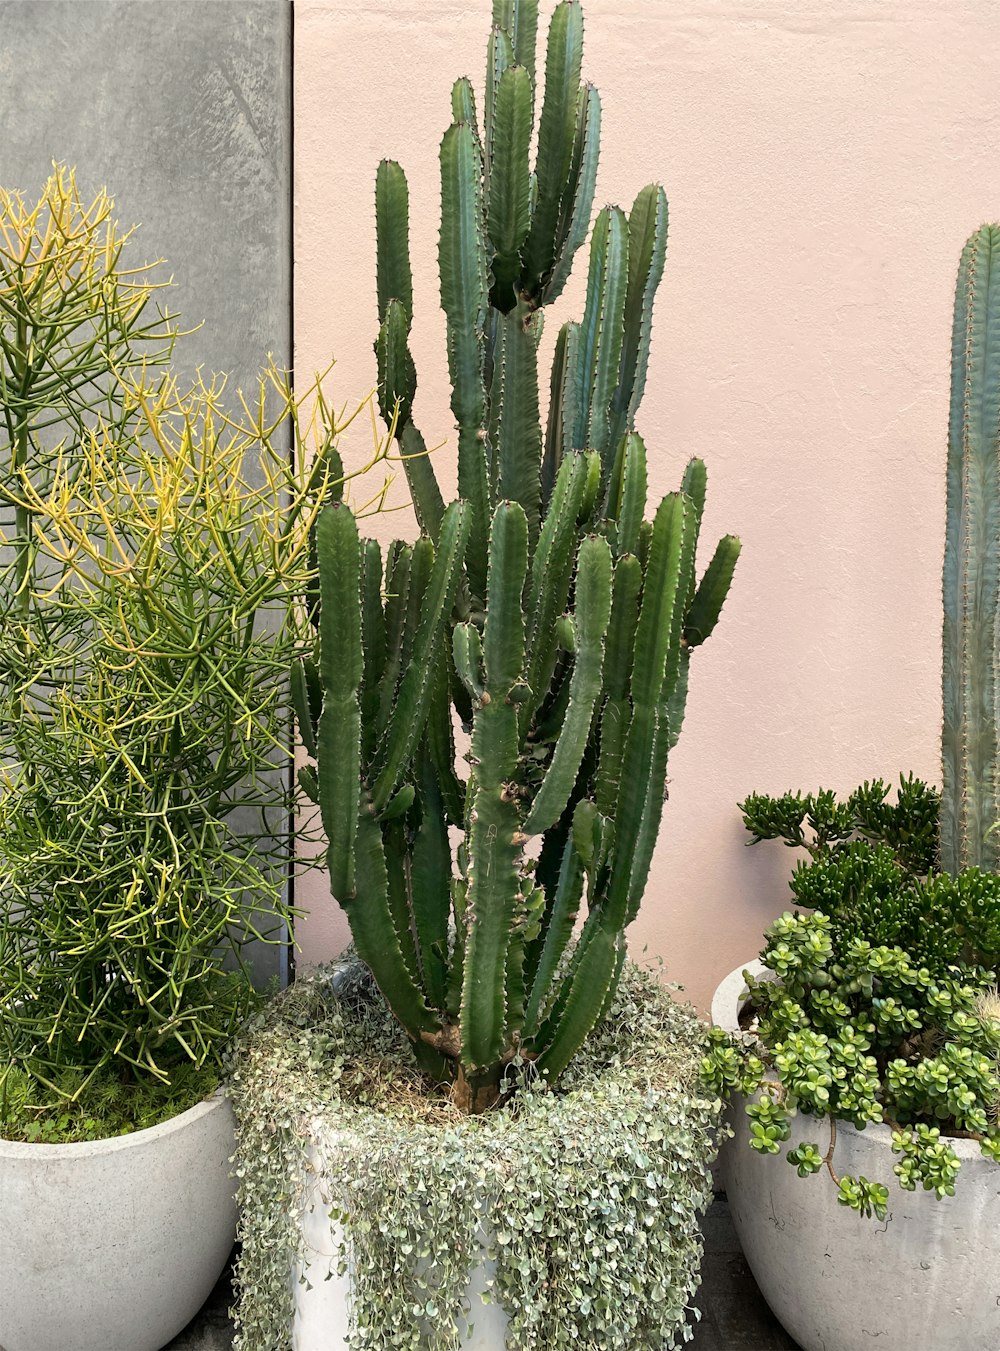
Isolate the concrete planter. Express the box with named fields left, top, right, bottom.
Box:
left=712, top=961, right=1000, bottom=1351
left=233, top=961, right=716, bottom=1350
left=294, top=1128, right=507, bottom=1350
left=0, top=1089, right=238, bottom=1351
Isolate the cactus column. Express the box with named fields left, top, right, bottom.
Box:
left=300, top=0, right=741, bottom=1112
left=942, top=225, right=1000, bottom=875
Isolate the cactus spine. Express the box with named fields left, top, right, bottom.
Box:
left=301, top=0, right=740, bottom=1112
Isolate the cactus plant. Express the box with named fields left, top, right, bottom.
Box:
left=299, top=0, right=741, bottom=1112
left=942, top=225, right=1000, bottom=876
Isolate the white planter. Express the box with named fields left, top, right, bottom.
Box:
left=712, top=961, right=1000, bottom=1351
left=0, top=1089, right=238, bottom=1351
left=293, top=1126, right=508, bottom=1351
left=232, top=960, right=716, bottom=1351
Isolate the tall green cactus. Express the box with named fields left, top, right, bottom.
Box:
left=301, top=0, right=740, bottom=1112
left=942, top=225, right=1000, bottom=875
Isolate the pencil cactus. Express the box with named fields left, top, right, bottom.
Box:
left=942, top=225, right=1000, bottom=875
left=300, top=0, right=740, bottom=1112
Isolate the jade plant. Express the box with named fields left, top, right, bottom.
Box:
left=0, top=171, right=366, bottom=1139
left=297, top=0, right=740, bottom=1113
left=704, top=777, right=1000, bottom=1221
left=704, top=225, right=1000, bottom=1219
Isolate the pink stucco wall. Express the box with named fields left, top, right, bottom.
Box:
left=292, top=0, right=999, bottom=1011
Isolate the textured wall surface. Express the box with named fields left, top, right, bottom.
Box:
left=293, top=0, right=1000, bottom=1009
left=2, top=0, right=292, bottom=982
left=1, top=0, right=291, bottom=385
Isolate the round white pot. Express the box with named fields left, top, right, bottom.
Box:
left=0, top=1089, right=238, bottom=1351
left=712, top=961, right=1000, bottom=1351
left=294, top=1128, right=508, bottom=1351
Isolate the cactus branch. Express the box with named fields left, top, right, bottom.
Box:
left=524, top=534, right=612, bottom=834
left=317, top=503, right=363, bottom=900
left=460, top=502, right=529, bottom=1071
left=440, top=122, right=492, bottom=597
left=521, top=0, right=584, bottom=299
left=372, top=501, right=471, bottom=811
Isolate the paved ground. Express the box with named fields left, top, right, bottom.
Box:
left=166, top=1196, right=799, bottom=1350
left=166, top=1256, right=236, bottom=1351
left=688, top=1199, right=799, bottom=1350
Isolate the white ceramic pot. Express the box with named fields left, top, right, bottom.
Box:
left=293, top=1129, right=508, bottom=1351
left=0, top=1089, right=238, bottom=1351
left=712, top=961, right=1000, bottom=1351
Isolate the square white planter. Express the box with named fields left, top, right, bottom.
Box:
left=292, top=1130, right=508, bottom=1351
left=231, top=962, right=719, bottom=1351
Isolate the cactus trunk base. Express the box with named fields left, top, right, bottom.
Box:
left=451, top=1066, right=502, bottom=1114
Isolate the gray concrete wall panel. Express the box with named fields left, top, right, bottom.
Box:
left=0, top=0, right=293, bottom=984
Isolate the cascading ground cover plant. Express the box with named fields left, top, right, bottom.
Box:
left=0, top=169, right=379, bottom=1141
left=229, top=956, right=721, bottom=1351
left=703, top=218, right=1000, bottom=1225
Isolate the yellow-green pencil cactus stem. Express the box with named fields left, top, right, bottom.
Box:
left=942, top=225, right=1000, bottom=875
left=301, top=0, right=741, bottom=1112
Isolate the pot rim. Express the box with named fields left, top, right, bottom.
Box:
left=710, top=959, right=989, bottom=1161
left=0, top=1085, right=230, bottom=1160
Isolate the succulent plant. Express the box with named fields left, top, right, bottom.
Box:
left=942, top=224, right=1000, bottom=874
left=703, top=818, right=1000, bottom=1220
left=298, top=0, right=740, bottom=1112
left=0, top=171, right=356, bottom=1124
